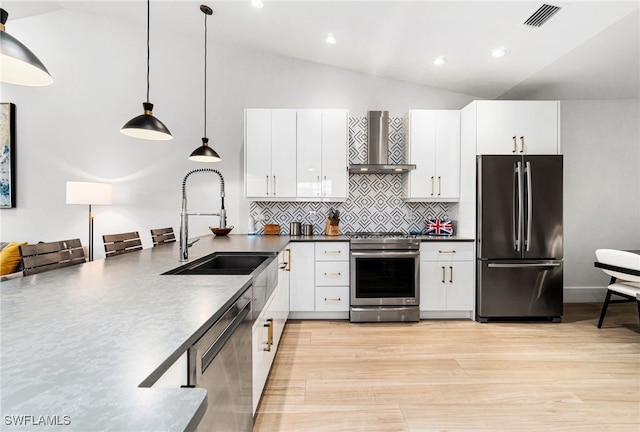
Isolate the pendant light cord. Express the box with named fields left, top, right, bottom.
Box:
left=146, top=0, right=150, bottom=103
left=203, top=10, right=208, bottom=137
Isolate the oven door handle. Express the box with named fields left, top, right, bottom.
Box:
left=351, top=250, right=419, bottom=258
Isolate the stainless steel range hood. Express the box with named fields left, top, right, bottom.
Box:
left=348, top=111, right=416, bottom=174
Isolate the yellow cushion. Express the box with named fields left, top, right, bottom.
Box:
left=0, top=242, right=27, bottom=276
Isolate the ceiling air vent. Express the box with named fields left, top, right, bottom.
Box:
left=523, top=4, right=561, bottom=27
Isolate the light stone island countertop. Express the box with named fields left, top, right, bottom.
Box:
left=0, top=234, right=291, bottom=432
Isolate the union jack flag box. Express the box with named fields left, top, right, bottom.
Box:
left=426, top=219, right=454, bottom=236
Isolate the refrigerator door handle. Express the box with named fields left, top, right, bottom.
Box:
left=525, top=161, right=533, bottom=252
left=514, top=162, right=523, bottom=251
left=487, top=263, right=561, bottom=268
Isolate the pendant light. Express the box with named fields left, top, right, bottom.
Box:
left=189, top=5, right=221, bottom=162
left=0, top=8, right=53, bottom=86
left=121, top=0, right=172, bottom=141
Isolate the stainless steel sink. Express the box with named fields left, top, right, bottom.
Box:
left=163, top=251, right=277, bottom=275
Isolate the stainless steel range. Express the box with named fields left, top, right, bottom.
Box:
left=347, top=232, right=420, bottom=322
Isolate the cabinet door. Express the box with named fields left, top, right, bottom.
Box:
left=420, top=261, right=447, bottom=311
left=434, top=110, right=460, bottom=199
left=321, top=110, right=348, bottom=199
left=476, top=101, right=558, bottom=155
left=315, top=261, right=350, bottom=286
left=289, top=242, right=315, bottom=311
left=516, top=101, right=558, bottom=154
left=406, top=110, right=436, bottom=199
left=297, top=110, right=322, bottom=198
left=446, top=261, right=474, bottom=310
left=245, top=109, right=272, bottom=197
left=315, top=286, right=349, bottom=311
left=271, top=110, right=297, bottom=198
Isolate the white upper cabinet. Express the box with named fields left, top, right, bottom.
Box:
left=297, top=109, right=348, bottom=200
left=246, top=108, right=347, bottom=201
left=404, top=110, right=460, bottom=201
left=321, top=110, right=349, bottom=200
left=245, top=109, right=297, bottom=199
left=296, top=110, right=323, bottom=198
left=475, top=101, right=559, bottom=155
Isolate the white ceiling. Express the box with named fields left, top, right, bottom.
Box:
left=4, top=0, right=640, bottom=99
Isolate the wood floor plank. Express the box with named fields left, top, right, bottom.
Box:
left=254, top=303, right=640, bottom=431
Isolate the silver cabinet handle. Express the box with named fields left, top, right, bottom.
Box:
left=430, top=176, right=435, bottom=195
left=438, top=176, right=442, bottom=196
left=449, top=266, right=453, bottom=283
left=515, top=161, right=523, bottom=252
left=520, top=136, right=525, bottom=153
left=273, top=175, right=276, bottom=196
left=317, top=175, right=321, bottom=196
left=323, top=175, right=327, bottom=196
left=324, top=250, right=342, bottom=254
left=525, top=161, right=532, bottom=252
left=512, top=136, right=517, bottom=153
left=438, top=250, right=456, bottom=254
left=265, top=175, right=269, bottom=195
left=488, top=263, right=560, bottom=268
left=324, top=297, right=341, bottom=302
left=324, top=272, right=341, bottom=276
left=441, top=266, right=445, bottom=283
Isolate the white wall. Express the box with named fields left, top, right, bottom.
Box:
left=561, top=100, right=640, bottom=299
left=0, top=8, right=473, bottom=260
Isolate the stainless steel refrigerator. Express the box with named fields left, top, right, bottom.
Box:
left=476, top=155, right=563, bottom=322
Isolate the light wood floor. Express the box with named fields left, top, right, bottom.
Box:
left=254, top=303, right=640, bottom=431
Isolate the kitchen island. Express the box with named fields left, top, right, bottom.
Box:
left=0, top=235, right=290, bottom=432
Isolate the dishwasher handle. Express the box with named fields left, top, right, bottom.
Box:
left=200, top=299, right=251, bottom=375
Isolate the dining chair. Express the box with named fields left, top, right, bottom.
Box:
left=595, top=249, right=640, bottom=328
left=20, top=239, right=86, bottom=276
left=103, top=232, right=143, bottom=258
left=150, top=227, right=176, bottom=247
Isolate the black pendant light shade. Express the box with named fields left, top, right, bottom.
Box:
left=0, top=8, right=53, bottom=86
left=189, top=5, right=221, bottom=162
left=189, top=137, right=221, bottom=162
left=121, top=102, right=172, bottom=140
left=121, top=0, right=172, bottom=141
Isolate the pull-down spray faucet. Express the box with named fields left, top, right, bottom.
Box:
left=180, top=168, right=226, bottom=262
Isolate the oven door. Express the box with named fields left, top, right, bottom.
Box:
left=350, top=250, right=419, bottom=306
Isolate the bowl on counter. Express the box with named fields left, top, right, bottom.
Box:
left=209, top=226, right=234, bottom=236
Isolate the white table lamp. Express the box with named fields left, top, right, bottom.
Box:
left=66, top=181, right=112, bottom=261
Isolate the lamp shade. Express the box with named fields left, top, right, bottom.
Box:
left=121, top=102, right=173, bottom=141
left=0, top=8, right=53, bottom=86
left=66, top=182, right=113, bottom=205
left=189, top=137, right=221, bottom=162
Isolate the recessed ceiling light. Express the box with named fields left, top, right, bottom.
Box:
left=492, top=47, right=506, bottom=58
left=325, top=33, right=337, bottom=45
left=251, top=0, right=264, bottom=8
left=433, top=56, right=445, bottom=66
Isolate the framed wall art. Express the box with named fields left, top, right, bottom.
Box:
left=0, top=103, right=16, bottom=208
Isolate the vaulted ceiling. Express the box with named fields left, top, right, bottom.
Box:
left=5, top=1, right=639, bottom=100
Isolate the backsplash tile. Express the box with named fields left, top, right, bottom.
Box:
left=249, top=116, right=457, bottom=235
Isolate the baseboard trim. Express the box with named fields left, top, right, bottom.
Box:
left=564, top=286, right=607, bottom=303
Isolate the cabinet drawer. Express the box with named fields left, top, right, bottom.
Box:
left=315, top=261, right=350, bottom=286
left=315, top=242, right=349, bottom=261
left=315, top=286, right=349, bottom=311
left=420, top=242, right=474, bottom=261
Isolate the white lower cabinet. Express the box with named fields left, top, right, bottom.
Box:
left=420, top=242, right=474, bottom=318
left=252, top=249, right=290, bottom=415
left=290, top=241, right=350, bottom=318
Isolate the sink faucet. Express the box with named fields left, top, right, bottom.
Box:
left=180, top=168, right=226, bottom=262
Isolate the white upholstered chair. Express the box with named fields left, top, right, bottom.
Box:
left=595, top=249, right=640, bottom=328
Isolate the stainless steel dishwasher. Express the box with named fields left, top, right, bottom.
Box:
left=188, top=285, right=253, bottom=432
